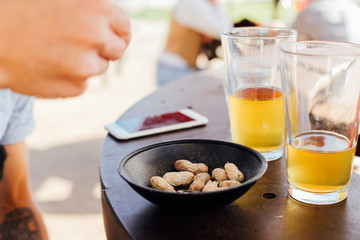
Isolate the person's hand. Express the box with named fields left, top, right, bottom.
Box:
left=0, top=0, right=131, bottom=98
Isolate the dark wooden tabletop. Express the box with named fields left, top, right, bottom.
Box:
left=100, top=71, right=360, bottom=240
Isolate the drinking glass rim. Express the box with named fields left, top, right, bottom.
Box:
left=221, top=26, right=298, bottom=39
left=280, top=41, right=360, bottom=57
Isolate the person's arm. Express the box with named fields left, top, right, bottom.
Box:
left=0, top=141, right=48, bottom=240
left=0, top=0, right=131, bottom=98
left=173, top=0, right=233, bottom=39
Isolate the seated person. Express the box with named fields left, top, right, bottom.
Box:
left=156, top=0, right=233, bottom=87
left=291, top=0, right=360, bottom=43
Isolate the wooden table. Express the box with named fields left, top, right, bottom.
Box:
left=100, top=71, right=360, bottom=240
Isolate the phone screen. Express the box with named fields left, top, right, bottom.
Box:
left=115, top=111, right=195, bottom=133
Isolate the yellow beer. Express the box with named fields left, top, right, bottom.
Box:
left=228, top=87, right=285, bottom=152
left=287, top=131, right=356, bottom=192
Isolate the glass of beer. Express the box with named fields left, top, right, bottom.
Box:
left=221, top=27, right=297, bottom=161
left=280, top=41, right=360, bottom=205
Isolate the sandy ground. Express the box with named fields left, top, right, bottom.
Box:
left=27, top=19, right=166, bottom=240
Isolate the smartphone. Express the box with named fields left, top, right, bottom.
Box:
left=105, top=108, right=208, bottom=140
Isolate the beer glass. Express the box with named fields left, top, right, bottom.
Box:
left=221, top=27, right=297, bottom=161
left=280, top=41, right=360, bottom=205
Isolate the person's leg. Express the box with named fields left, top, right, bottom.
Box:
left=0, top=141, right=48, bottom=240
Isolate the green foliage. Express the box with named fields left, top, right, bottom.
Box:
left=224, top=1, right=297, bottom=25
left=126, top=8, right=171, bottom=21
left=125, top=1, right=297, bottom=24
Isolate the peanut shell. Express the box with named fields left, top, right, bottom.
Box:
left=202, top=180, right=220, bottom=192
left=163, top=171, right=194, bottom=187
left=150, top=176, right=175, bottom=192
left=219, top=180, right=241, bottom=188
left=212, top=168, right=228, bottom=182
left=189, top=173, right=211, bottom=192
left=174, top=160, right=208, bottom=175
left=224, top=163, right=244, bottom=182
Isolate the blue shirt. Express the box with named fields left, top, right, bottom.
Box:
left=0, top=89, right=34, bottom=145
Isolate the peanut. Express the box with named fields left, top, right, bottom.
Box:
left=202, top=180, right=221, bottom=192
left=163, top=171, right=194, bottom=187
left=219, top=180, right=241, bottom=188
left=189, top=173, right=211, bottom=192
left=177, top=189, right=189, bottom=193
left=150, top=176, right=175, bottom=192
left=174, top=160, right=208, bottom=175
left=212, top=168, right=228, bottom=182
left=224, top=163, right=244, bottom=182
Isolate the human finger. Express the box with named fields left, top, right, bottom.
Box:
left=58, top=50, right=110, bottom=79
left=99, top=31, right=129, bottom=60
left=109, top=6, right=131, bottom=46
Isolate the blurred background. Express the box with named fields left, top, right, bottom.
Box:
left=26, top=0, right=359, bottom=239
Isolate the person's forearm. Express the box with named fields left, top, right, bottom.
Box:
left=1, top=207, right=48, bottom=240
left=0, top=142, right=48, bottom=239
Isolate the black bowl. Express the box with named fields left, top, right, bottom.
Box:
left=118, top=139, right=267, bottom=213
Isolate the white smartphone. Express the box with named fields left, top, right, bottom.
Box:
left=105, top=108, right=208, bottom=140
